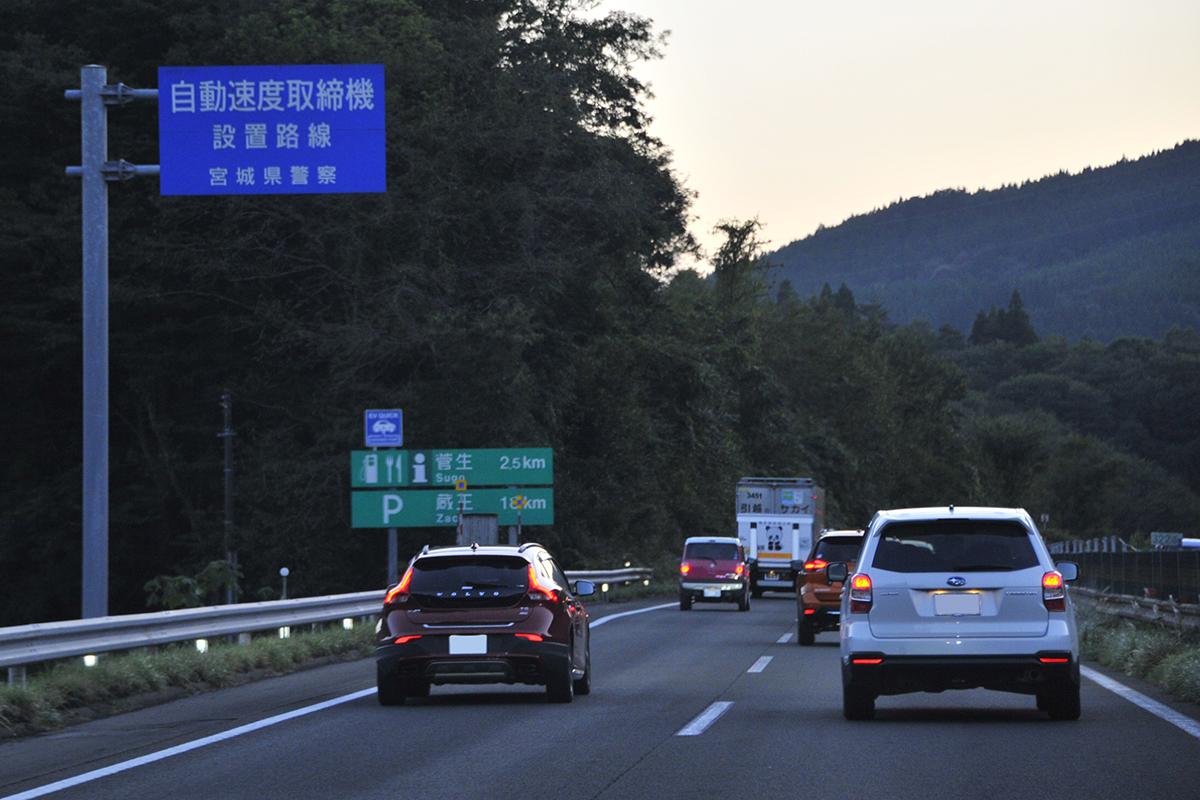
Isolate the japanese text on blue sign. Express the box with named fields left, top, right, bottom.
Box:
left=158, top=64, right=386, bottom=195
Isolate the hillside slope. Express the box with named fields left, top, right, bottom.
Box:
left=770, top=141, right=1200, bottom=340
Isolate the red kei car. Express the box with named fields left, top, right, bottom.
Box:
left=679, top=536, right=751, bottom=611
left=376, top=543, right=595, bottom=704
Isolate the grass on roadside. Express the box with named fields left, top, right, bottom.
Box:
left=1077, top=604, right=1200, bottom=706
left=0, top=623, right=375, bottom=738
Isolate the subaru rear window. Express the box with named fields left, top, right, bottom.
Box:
left=871, top=520, right=1038, bottom=573
left=814, top=537, right=862, bottom=563
left=410, top=556, right=529, bottom=595
left=685, top=542, right=739, bottom=560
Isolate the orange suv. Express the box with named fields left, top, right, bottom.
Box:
left=796, top=529, right=864, bottom=645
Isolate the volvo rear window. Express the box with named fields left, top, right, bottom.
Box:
left=871, top=520, right=1038, bottom=572
left=410, top=556, right=529, bottom=596
left=684, top=542, right=739, bottom=560
left=814, top=537, right=863, bottom=563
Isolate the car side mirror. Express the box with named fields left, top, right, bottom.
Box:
left=826, top=563, right=848, bottom=584
left=573, top=580, right=596, bottom=597
left=1055, top=561, right=1079, bottom=583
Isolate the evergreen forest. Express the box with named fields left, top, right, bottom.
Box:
left=770, top=141, right=1200, bottom=341
left=1, top=0, right=1197, bottom=626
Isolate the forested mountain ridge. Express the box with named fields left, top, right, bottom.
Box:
left=770, top=140, right=1200, bottom=341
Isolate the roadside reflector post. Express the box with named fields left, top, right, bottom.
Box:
left=7, top=666, right=27, bottom=688
left=342, top=618, right=354, bottom=631
left=278, top=626, right=291, bottom=639
left=195, top=639, right=209, bottom=654
left=237, top=633, right=251, bottom=646
left=83, top=654, right=99, bottom=667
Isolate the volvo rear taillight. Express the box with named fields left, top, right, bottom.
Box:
left=383, top=566, right=414, bottom=606
left=394, top=634, right=422, bottom=644
left=1042, top=571, right=1066, bottom=612
left=803, top=559, right=829, bottom=573
left=527, top=564, right=559, bottom=603
left=515, top=633, right=544, bottom=642
left=849, top=573, right=873, bottom=613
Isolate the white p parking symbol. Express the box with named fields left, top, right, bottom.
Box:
left=383, top=494, right=404, bottom=523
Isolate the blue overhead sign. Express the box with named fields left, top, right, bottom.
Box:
left=158, top=64, right=386, bottom=196
left=364, top=409, right=403, bottom=447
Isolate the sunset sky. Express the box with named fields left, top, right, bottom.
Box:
left=593, top=0, right=1200, bottom=266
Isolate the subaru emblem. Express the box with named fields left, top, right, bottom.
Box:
left=947, top=576, right=967, bottom=587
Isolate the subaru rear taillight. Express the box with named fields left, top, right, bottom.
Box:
left=394, top=634, right=422, bottom=644
left=527, top=564, right=559, bottom=603
left=680, top=562, right=691, bottom=576
left=849, top=573, right=873, bottom=613
left=803, top=559, right=829, bottom=573
left=383, top=566, right=414, bottom=606
left=1042, top=571, right=1066, bottom=612
left=515, top=633, right=544, bottom=642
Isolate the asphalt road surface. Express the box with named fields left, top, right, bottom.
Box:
left=3, top=596, right=1199, bottom=800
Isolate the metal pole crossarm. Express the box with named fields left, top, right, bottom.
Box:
left=64, top=84, right=158, bottom=105
left=65, top=162, right=160, bottom=181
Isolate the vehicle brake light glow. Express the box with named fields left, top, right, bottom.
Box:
left=1039, top=657, right=1070, bottom=664
left=394, top=634, right=422, bottom=644
left=803, top=608, right=816, bottom=615
left=384, top=566, right=414, bottom=605
left=515, top=633, right=544, bottom=642
left=1042, top=571, right=1066, bottom=612
left=680, top=562, right=691, bottom=575
left=851, top=657, right=883, bottom=665
left=527, top=564, right=559, bottom=603
left=804, top=559, right=828, bottom=572
left=735, top=564, right=744, bottom=576
left=849, top=573, right=873, bottom=613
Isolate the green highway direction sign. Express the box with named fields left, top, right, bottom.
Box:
left=351, top=488, right=554, bottom=528
left=350, top=447, right=552, bottom=488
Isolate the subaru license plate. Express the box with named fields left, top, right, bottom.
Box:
left=703, top=588, right=722, bottom=598
left=933, top=592, right=981, bottom=616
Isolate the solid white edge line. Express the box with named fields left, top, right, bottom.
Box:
left=1, top=688, right=378, bottom=800
left=590, top=601, right=676, bottom=627
left=676, top=701, right=734, bottom=736
left=1082, top=665, right=1200, bottom=740
left=776, top=632, right=793, bottom=644
left=5, top=599, right=679, bottom=800
left=747, top=656, right=773, bottom=673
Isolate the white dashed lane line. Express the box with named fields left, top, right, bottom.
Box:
left=747, top=656, right=773, bottom=673
left=676, top=701, right=734, bottom=736
left=776, top=632, right=793, bottom=644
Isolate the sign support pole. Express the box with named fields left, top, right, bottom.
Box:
left=66, top=65, right=158, bottom=619
left=387, top=528, right=398, bottom=584
left=79, top=64, right=109, bottom=619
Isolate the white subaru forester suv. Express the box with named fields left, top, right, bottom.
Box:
left=829, top=506, right=1080, bottom=721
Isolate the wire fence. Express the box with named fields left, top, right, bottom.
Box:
left=1065, top=550, right=1200, bottom=604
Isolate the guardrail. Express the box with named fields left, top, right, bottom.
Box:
left=1, top=567, right=652, bottom=684
left=1072, top=586, right=1200, bottom=633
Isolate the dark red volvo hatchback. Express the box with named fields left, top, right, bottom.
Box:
left=376, top=543, right=595, bottom=705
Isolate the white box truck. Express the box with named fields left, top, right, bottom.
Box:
left=736, top=477, right=826, bottom=596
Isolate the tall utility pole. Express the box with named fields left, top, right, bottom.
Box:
left=219, top=391, right=238, bottom=604
left=65, top=65, right=158, bottom=618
